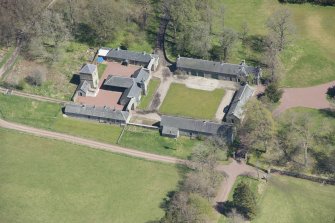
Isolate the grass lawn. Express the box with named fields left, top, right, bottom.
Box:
left=120, top=126, right=201, bottom=159
left=0, top=93, right=197, bottom=159
left=219, top=175, right=335, bottom=223
left=97, top=63, right=107, bottom=79
left=199, top=0, right=335, bottom=87
left=254, top=175, right=335, bottom=223
left=138, top=77, right=160, bottom=110
left=159, top=83, right=225, bottom=120
left=0, top=128, right=181, bottom=223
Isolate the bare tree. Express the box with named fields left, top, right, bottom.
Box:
left=266, top=8, right=295, bottom=51
left=240, top=21, right=249, bottom=44
left=221, top=28, right=238, bottom=61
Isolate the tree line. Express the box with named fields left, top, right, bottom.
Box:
left=238, top=99, right=335, bottom=179
left=279, top=0, right=335, bottom=6
left=0, top=0, right=153, bottom=62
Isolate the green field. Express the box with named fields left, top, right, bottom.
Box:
left=213, top=0, right=335, bottom=87
left=219, top=175, right=335, bottom=223
left=159, top=83, right=225, bottom=120
left=0, top=128, right=180, bottom=223
left=254, top=175, right=335, bottom=223
left=0, top=93, right=197, bottom=158
left=138, top=78, right=160, bottom=110
left=120, top=126, right=200, bottom=159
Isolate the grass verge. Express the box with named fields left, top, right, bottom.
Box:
left=138, top=77, right=160, bottom=110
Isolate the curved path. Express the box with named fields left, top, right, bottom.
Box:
left=274, top=81, right=335, bottom=115
left=0, top=118, right=184, bottom=165
left=215, top=160, right=259, bottom=204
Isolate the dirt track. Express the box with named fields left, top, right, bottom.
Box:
left=0, top=118, right=184, bottom=165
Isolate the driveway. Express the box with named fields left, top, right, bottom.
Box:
left=274, top=81, right=335, bottom=115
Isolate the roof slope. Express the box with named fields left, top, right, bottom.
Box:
left=132, top=68, right=150, bottom=83
left=106, top=49, right=153, bottom=63
left=227, top=84, right=255, bottom=120
left=79, top=64, right=97, bottom=75
left=160, top=115, right=233, bottom=135
left=104, top=76, right=134, bottom=88
left=65, top=104, right=130, bottom=122
left=176, top=57, right=260, bottom=77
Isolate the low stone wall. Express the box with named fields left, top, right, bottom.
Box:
left=270, top=168, right=335, bottom=185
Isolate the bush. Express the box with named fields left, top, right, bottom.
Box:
left=232, top=182, right=257, bottom=220
left=327, top=86, right=335, bottom=100
left=25, top=68, right=46, bottom=86
left=264, top=82, right=283, bottom=103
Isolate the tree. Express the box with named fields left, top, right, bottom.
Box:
left=240, top=99, right=276, bottom=153
left=266, top=8, right=295, bottom=51
left=263, top=36, right=280, bottom=81
left=264, top=81, right=283, bottom=103
left=220, top=28, right=238, bottom=61
left=239, top=21, right=249, bottom=44
left=232, top=182, right=257, bottom=220
left=294, top=115, right=314, bottom=168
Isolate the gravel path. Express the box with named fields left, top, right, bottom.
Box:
left=215, top=90, right=235, bottom=122
left=215, top=160, right=259, bottom=204
left=0, top=118, right=184, bottom=165
left=274, top=81, right=335, bottom=115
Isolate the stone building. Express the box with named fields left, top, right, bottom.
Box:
left=176, top=57, right=262, bottom=85
left=225, top=84, right=255, bottom=124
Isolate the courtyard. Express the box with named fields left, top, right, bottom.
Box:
left=159, top=83, right=225, bottom=120
left=76, top=62, right=142, bottom=109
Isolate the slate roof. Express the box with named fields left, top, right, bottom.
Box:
left=64, top=104, right=130, bottom=122
left=176, top=57, right=261, bottom=77
left=104, top=75, right=134, bottom=88
left=132, top=68, right=150, bottom=83
left=106, top=48, right=153, bottom=63
left=162, top=126, right=179, bottom=136
left=160, top=115, right=233, bottom=135
left=227, top=84, right=255, bottom=120
left=78, top=80, right=90, bottom=93
left=79, top=64, right=97, bottom=75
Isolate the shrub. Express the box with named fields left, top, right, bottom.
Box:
left=25, top=68, right=46, bottom=86
left=264, top=82, right=283, bottom=103
left=232, top=182, right=257, bottom=220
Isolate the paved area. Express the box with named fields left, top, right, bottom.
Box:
left=150, top=66, right=173, bottom=110
left=215, top=90, right=235, bottom=121
left=215, top=160, right=259, bottom=204
left=76, top=62, right=141, bottom=109
left=274, top=81, right=335, bottom=115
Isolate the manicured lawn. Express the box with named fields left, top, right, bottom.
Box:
left=120, top=126, right=201, bottom=159
left=0, top=94, right=197, bottom=158
left=138, top=77, right=160, bottom=110
left=159, top=83, right=225, bottom=120
left=0, top=128, right=180, bottom=223
left=254, top=175, right=335, bottom=223
left=214, top=0, right=335, bottom=87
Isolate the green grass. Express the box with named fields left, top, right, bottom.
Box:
left=219, top=175, right=335, bottom=223
left=212, top=0, right=335, bottom=87
left=97, top=63, right=107, bottom=78
left=0, top=93, right=197, bottom=159
left=159, top=83, right=225, bottom=120
left=138, top=78, right=160, bottom=110
left=0, top=46, right=15, bottom=69
left=254, top=175, right=335, bottom=223
left=0, top=128, right=181, bottom=223
left=120, top=126, right=201, bottom=159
